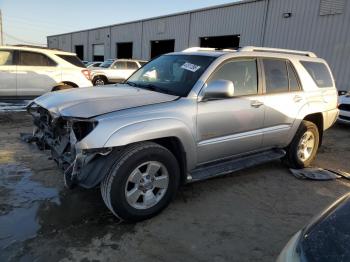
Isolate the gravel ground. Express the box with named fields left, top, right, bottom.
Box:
left=0, top=112, right=349, bottom=262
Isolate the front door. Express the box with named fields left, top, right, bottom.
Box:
left=0, top=49, right=17, bottom=97
left=196, top=58, right=265, bottom=164
left=16, top=51, right=60, bottom=97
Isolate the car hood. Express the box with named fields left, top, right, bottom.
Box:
left=33, top=84, right=178, bottom=118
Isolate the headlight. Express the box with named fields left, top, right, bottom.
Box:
left=71, top=120, right=98, bottom=141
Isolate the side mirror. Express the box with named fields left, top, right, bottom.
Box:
left=202, top=80, right=235, bottom=100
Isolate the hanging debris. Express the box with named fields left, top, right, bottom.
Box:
left=290, top=167, right=350, bottom=181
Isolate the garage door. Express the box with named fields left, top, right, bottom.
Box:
left=93, top=44, right=104, bottom=61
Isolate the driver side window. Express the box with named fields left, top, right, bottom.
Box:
left=210, top=59, right=258, bottom=96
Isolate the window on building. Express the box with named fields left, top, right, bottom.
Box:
left=320, top=0, right=345, bottom=16
left=0, top=50, right=14, bottom=66
left=301, top=61, right=333, bottom=88
left=263, top=59, right=289, bottom=94
left=19, top=51, right=56, bottom=66
left=209, top=59, right=258, bottom=96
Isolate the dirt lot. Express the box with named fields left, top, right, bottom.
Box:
left=0, top=111, right=349, bottom=262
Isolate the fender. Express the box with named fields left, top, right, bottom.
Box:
left=103, top=118, right=198, bottom=170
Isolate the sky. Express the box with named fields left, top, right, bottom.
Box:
left=0, top=0, right=236, bottom=46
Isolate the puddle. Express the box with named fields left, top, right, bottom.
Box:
left=0, top=164, right=59, bottom=250
left=0, top=100, right=30, bottom=112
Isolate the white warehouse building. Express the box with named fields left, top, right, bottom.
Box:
left=47, top=0, right=350, bottom=91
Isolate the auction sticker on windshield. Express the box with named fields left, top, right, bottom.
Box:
left=181, top=62, right=201, bottom=72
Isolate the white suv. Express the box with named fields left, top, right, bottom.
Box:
left=0, top=45, right=93, bottom=98
left=91, top=59, right=147, bottom=85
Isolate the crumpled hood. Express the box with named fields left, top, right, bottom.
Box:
left=33, top=84, right=178, bottom=118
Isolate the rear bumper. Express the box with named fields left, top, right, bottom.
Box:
left=324, top=108, right=339, bottom=130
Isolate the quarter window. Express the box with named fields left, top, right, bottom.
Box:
left=263, top=59, right=289, bottom=94
left=300, top=61, right=333, bottom=88
left=0, top=50, right=13, bottom=66
left=287, top=62, right=301, bottom=91
left=209, top=59, right=258, bottom=96
left=19, top=51, right=56, bottom=67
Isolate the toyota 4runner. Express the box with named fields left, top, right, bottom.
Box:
left=27, top=46, right=339, bottom=221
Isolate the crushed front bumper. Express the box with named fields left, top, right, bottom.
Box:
left=26, top=102, right=113, bottom=188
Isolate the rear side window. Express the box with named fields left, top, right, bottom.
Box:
left=19, top=51, right=57, bottom=67
left=210, top=59, right=258, bottom=96
left=263, top=59, right=289, bottom=93
left=301, top=61, right=333, bottom=88
left=139, top=61, right=147, bottom=66
left=57, top=54, right=86, bottom=68
left=0, top=50, right=14, bottom=65
left=126, top=61, right=138, bottom=70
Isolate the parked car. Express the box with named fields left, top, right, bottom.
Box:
left=86, top=61, right=103, bottom=68
left=27, top=46, right=338, bottom=221
left=338, top=91, right=350, bottom=124
left=0, top=45, right=93, bottom=98
left=278, top=193, right=350, bottom=262
left=91, top=59, right=147, bottom=85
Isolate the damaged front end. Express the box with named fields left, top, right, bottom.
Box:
left=26, top=102, right=113, bottom=188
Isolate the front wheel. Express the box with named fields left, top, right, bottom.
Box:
left=101, top=142, right=180, bottom=222
left=284, top=120, right=320, bottom=169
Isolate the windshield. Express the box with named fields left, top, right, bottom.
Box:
left=99, top=60, right=114, bottom=68
left=127, top=55, right=216, bottom=97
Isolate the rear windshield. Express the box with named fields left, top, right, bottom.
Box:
left=57, top=55, right=86, bottom=68
left=301, top=61, right=333, bottom=88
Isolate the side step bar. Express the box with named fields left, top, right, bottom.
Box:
left=188, top=149, right=286, bottom=183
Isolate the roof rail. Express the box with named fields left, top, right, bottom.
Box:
left=11, top=44, right=63, bottom=51
left=239, top=46, right=317, bottom=58
left=182, top=47, right=236, bottom=53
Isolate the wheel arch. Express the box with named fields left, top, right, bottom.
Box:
left=303, top=112, right=324, bottom=146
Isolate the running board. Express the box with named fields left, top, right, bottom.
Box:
left=188, top=149, right=286, bottom=182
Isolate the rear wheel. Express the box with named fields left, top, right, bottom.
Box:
left=284, top=120, right=320, bottom=169
left=93, top=76, right=107, bottom=86
left=101, top=142, right=180, bottom=222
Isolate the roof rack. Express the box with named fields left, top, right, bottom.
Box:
left=239, top=46, right=317, bottom=58
left=182, top=47, right=237, bottom=53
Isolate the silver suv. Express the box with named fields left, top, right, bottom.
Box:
left=27, top=46, right=339, bottom=221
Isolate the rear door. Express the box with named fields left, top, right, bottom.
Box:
left=0, top=49, right=17, bottom=97
left=260, top=58, right=305, bottom=147
left=16, top=51, right=60, bottom=97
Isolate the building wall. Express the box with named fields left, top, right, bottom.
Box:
left=47, top=0, right=350, bottom=90
left=110, top=22, right=143, bottom=59
left=141, top=13, right=191, bottom=60
left=72, top=31, right=89, bottom=60
left=263, top=0, right=350, bottom=91
left=189, top=0, right=267, bottom=47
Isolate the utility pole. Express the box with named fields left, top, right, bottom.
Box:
left=0, top=10, right=3, bottom=45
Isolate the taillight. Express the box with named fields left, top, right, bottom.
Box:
left=81, top=69, right=91, bottom=81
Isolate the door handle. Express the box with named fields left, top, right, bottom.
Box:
left=251, top=100, right=264, bottom=108
left=293, top=95, right=303, bottom=102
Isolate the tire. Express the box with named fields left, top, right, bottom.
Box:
left=93, top=76, right=107, bottom=86
left=52, top=85, right=73, bottom=91
left=284, top=120, right=320, bottom=169
left=101, top=142, right=180, bottom=222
